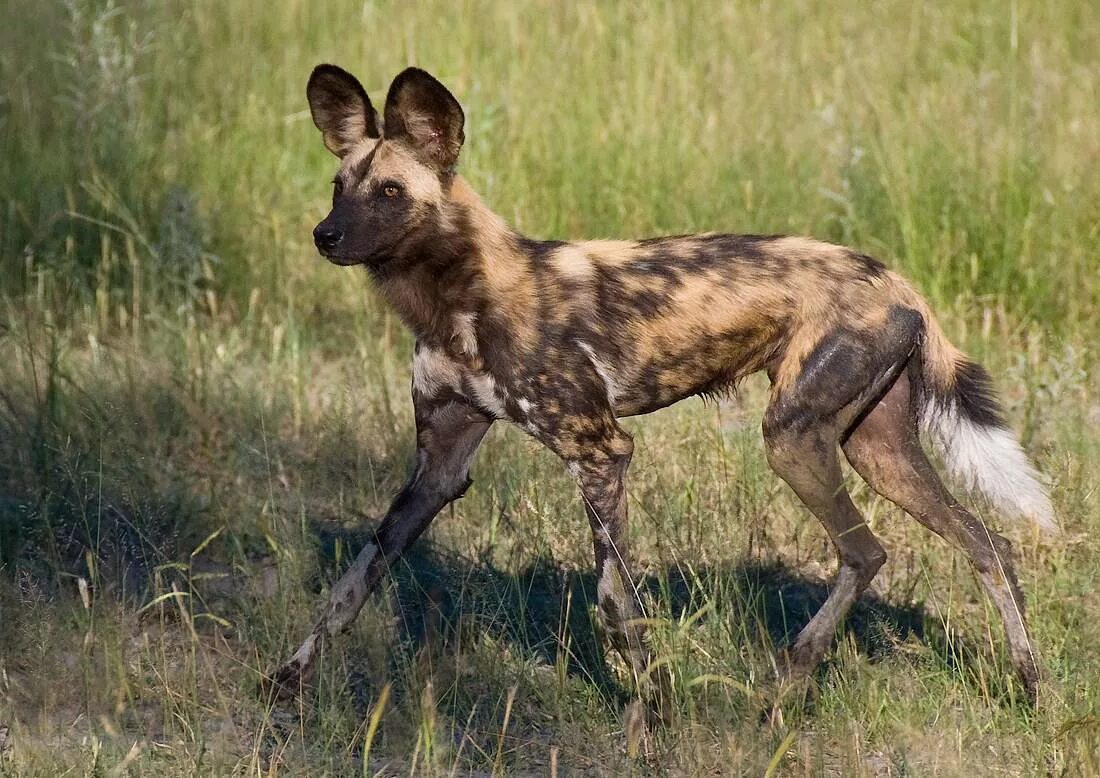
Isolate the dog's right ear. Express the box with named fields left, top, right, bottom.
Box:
left=306, top=64, right=381, bottom=157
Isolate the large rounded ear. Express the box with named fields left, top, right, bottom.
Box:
left=306, top=64, right=381, bottom=157
left=383, top=68, right=464, bottom=172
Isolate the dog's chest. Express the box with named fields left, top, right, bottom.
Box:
left=411, top=345, right=521, bottom=422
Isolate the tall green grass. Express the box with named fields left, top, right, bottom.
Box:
left=1, top=0, right=1098, bottom=774
left=3, top=0, right=1098, bottom=328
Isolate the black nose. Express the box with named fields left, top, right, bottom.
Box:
left=313, top=223, right=343, bottom=253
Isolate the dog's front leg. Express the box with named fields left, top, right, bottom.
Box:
left=268, top=396, right=492, bottom=696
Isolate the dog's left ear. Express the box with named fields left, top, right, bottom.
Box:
left=383, top=68, right=464, bottom=173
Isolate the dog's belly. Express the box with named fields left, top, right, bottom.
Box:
left=598, top=329, right=779, bottom=417
left=610, top=366, right=751, bottom=417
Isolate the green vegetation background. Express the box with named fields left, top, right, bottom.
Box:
left=1, top=1, right=1097, bottom=774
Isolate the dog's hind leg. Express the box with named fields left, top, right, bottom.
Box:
left=267, top=396, right=492, bottom=697
left=762, top=416, right=887, bottom=676
left=763, top=307, right=922, bottom=676
left=842, top=366, right=1040, bottom=701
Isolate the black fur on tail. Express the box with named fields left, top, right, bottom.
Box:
left=953, top=358, right=1007, bottom=429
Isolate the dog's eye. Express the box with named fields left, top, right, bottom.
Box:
left=382, top=183, right=401, bottom=198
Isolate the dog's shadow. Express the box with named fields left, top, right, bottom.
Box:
left=310, top=521, right=1015, bottom=713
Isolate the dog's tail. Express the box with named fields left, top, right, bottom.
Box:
left=892, top=278, right=1057, bottom=533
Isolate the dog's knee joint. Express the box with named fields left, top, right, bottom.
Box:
left=762, top=414, right=828, bottom=470
left=449, top=475, right=474, bottom=502
left=862, top=545, right=888, bottom=577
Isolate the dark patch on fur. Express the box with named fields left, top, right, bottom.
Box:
left=849, top=250, right=887, bottom=279
left=637, top=233, right=787, bottom=271
left=767, top=308, right=923, bottom=437
left=592, top=264, right=673, bottom=322
left=696, top=233, right=785, bottom=263
left=519, top=238, right=568, bottom=262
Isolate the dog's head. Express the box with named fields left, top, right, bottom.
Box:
left=306, top=65, right=465, bottom=271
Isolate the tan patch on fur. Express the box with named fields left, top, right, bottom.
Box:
left=366, top=142, right=442, bottom=203
left=550, top=244, right=596, bottom=281
left=452, top=311, right=478, bottom=354
left=670, top=272, right=786, bottom=333
left=574, top=240, right=642, bottom=266
left=338, top=137, right=381, bottom=178
left=451, top=177, right=538, bottom=349
left=766, top=236, right=847, bottom=262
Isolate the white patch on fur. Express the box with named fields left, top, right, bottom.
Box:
left=576, top=340, right=621, bottom=404
left=452, top=312, right=478, bottom=357
left=290, top=632, right=318, bottom=666
left=596, top=563, right=620, bottom=603
left=595, top=563, right=633, bottom=623
left=466, top=372, right=506, bottom=418
left=328, top=541, right=379, bottom=611
left=922, top=401, right=1057, bottom=533
left=412, top=347, right=462, bottom=397
left=516, top=396, right=533, bottom=414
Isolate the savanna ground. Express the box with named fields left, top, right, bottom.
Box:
left=1, top=1, right=1099, bottom=774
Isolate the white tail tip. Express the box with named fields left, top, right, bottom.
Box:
left=922, top=403, right=1058, bottom=534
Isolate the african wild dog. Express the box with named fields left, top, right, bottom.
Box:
left=271, top=65, right=1057, bottom=711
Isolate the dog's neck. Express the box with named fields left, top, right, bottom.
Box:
left=373, top=176, right=537, bottom=361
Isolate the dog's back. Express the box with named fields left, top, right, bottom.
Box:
left=521, top=232, right=907, bottom=415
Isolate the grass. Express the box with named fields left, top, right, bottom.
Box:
left=1, top=0, right=1098, bottom=774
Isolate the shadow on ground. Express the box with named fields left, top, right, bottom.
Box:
left=309, top=521, right=1012, bottom=712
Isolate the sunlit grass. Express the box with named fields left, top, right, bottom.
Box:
left=1, top=0, right=1098, bottom=774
